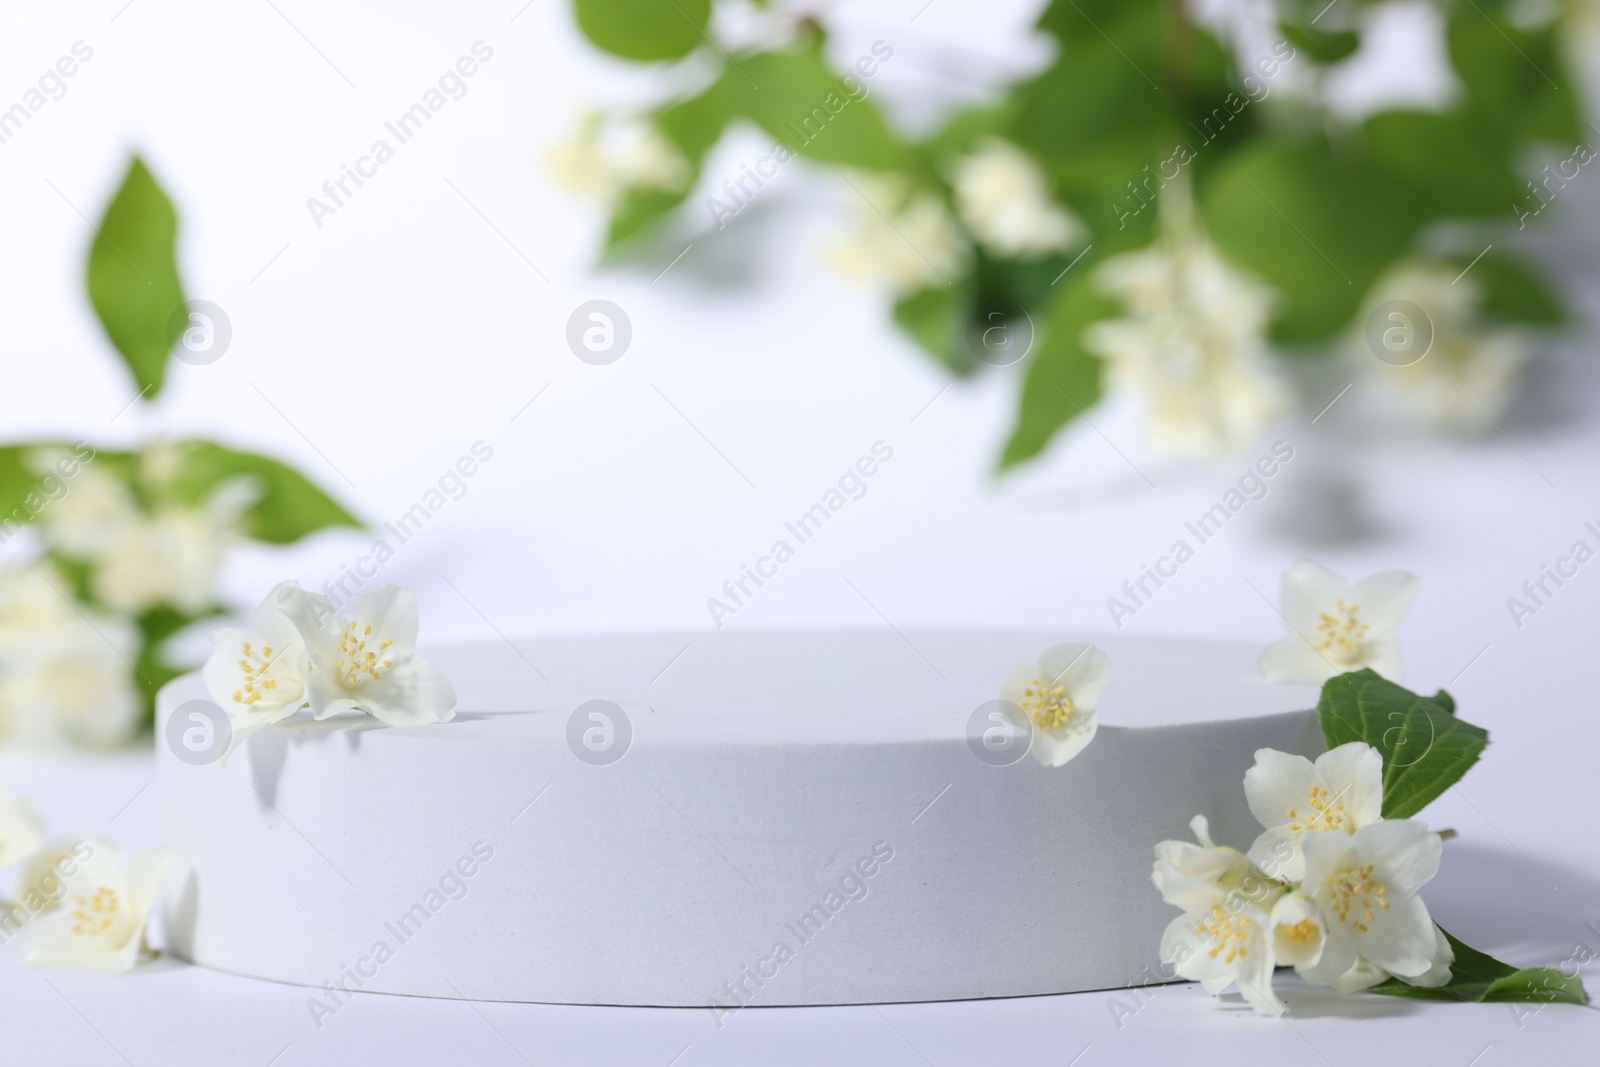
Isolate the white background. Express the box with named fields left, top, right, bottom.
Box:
left=2, top=0, right=1599, bottom=1062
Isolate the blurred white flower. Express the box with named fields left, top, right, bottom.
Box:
left=0, top=561, right=76, bottom=646
left=1084, top=185, right=1287, bottom=454
left=203, top=580, right=311, bottom=754
left=12, top=837, right=174, bottom=974
left=827, top=173, right=967, bottom=293
left=14, top=835, right=104, bottom=914
left=137, top=439, right=185, bottom=489
left=0, top=784, right=44, bottom=869
left=1258, top=558, right=1420, bottom=685
left=0, top=563, right=141, bottom=747
left=951, top=138, right=1083, bottom=258
left=0, top=613, right=141, bottom=748
left=999, top=641, right=1109, bottom=767
left=29, top=458, right=137, bottom=560
left=1360, top=261, right=1531, bottom=430
left=547, top=114, right=690, bottom=205
left=275, top=582, right=456, bottom=726
left=91, top=476, right=258, bottom=616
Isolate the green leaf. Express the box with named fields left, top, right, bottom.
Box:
left=894, top=280, right=979, bottom=377
left=1016, top=0, right=1246, bottom=244
left=572, top=0, right=709, bottom=62
left=974, top=249, right=1076, bottom=320
left=1447, top=13, right=1577, bottom=144
left=915, top=102, right=1014, bottom=164
left=605, top=78, right=734, bottom=249
left=86, top=156, right=187, bottom=400
left=1019, top=0, right=1168, bottom=157
left=1364, top=110, right=1523, bottom=218
left=1458, top=252, right=1564, bottom=326
left=132, top=606, right=219, bottom=730
left=997, top=271, right=1117, bottom=470
left=0, top=444, right=136, bottom=540
left=1279, top=22, right=1359, bottom=64
left=730, top=49, right=907, bottom=169
left=1203, top=138, right=1423, bottom=344
left=606, top=189, right=691, bottom=249
left=167, top=441, right=360, bottom=544
left=0, top=446, right=61, bottom=536
left=1317, top=669, right=1489, bottom=819
left=1371, top=928, right=1588, bottom=1004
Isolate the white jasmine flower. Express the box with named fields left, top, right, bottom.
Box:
left=546, top=114, right=690, bottom=205
left=12, top=838, right=174, bottom=974
left=1153, top=816, right=1287, bottom=1016
left=1153, top=814, right=1258, bottom=909
left=827, top=173, right=967, bottom=293
left=0, top=562, right=77, bottom=647
left=999, top=642, right=1109, bottom=767
left=1161, top=895, right=1283, bottom=1015
left=1269, top=891, right=1327, bottom=973
left=137, top=439, right=184, bottom=488
left=1296, top=819, right=1444, bottom=985
left=612, top=123, right=691, bottom=193
left=202, top=580, right=312, bottom=753
left=0, top=784, right=44, bottom=869
left=1361, top=261, right=1532, bottom=430
left=1327, top=952, right=1391, bottom=994
left=1243, top=743, right=1384, bottom=881
left=93, top=476, right=258, bottom=615
left=950, top=138, right=1083, bottom=258
left=0, top=563, right=141, bottom=747
left=1328, top=923, right=1455, bottom=992
left=1258, top=559, right=1420, bottom=684
left=14, top=836, right=106, bottom=914
left=29, top=459, right=138, bottom=559
left=0, top=611, right=141, bottom=748
left=1083, top=183, right=1286, bottom=454
left=275, top=583, right=456, bottom=726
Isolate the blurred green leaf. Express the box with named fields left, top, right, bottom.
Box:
left=1459, top=252, right=1564, bottom=326
left=86, top=156, right=186, bottom=400
left=0, top=446, right=56, bottom=536
left=573, top=0, right=710, bottom=61
left=730, top=49, right=907, bottom=168
left=1203, top=138, right=1423, bottom=344
left=133, top=605, right=217, bottom=728
left=169, top=441, right=360, bottom=544
left=1372, top=928, right=1588, bottom=1004
left=606, top=78, right=734, bottom=248
left=1015, top=1, right=1245, bottom=245
left=0, top=444, right=133, bottom=540
left=1364, top=110, right=1523, bottom=217
left=658, top=74, right=734, bottom=159
left=1447, top=14, right=1578, bottom=144
left=998, top=270, right=1117, bottom=470
left=894, top=280, right=979, bottom=377
left=1317, top=669, right=1487, bottom=819
left=974, top=251, right=1076, bottom=325
left=1014, top=0, right=1168, bottom=178
left=915, top=103, right=1014, bottom=166
left=1279, top=22, right=1359, bottom=64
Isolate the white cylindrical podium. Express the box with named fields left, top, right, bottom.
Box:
left=157, top=631, right=1320, bottom=1006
